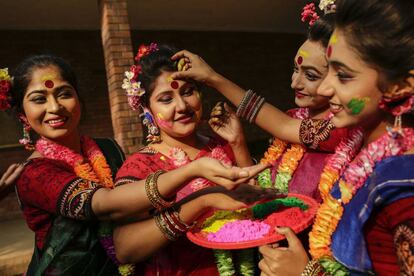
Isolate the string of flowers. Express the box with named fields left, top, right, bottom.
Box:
left=258, top=108, right=309, bottom=192
left=309, top=127, right=414, bottom=274
left=0, top=68, right=12, bottom=111
left=36, top=136, right=135, bottom=276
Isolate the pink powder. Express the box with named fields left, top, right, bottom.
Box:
left=207, top=220, right=270, bottom=242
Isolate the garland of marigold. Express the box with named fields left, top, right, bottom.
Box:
left=309, top=127, right=414, bottom=274
left=35, top=136, right=134, bottom=275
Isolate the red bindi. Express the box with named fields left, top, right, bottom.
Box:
left=45, top=80, right=54, bottom=89
left=297, top=56, right=303, bottom=65
left=327, top=46, right=333, bottom=58
left=170, top=80, right=179, bottom=89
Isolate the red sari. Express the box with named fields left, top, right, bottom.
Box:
left=115, top=137, right=235, bottom=276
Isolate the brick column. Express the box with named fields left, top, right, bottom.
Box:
left=99, top=0, right=142, bottom=155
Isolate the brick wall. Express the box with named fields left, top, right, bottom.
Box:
left=99, top=0, right=140, bottom=156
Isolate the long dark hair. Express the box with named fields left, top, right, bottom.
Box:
left=308, top=13, right=335, bottom=48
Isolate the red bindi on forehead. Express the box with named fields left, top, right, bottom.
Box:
left=170, top=80, right=179, bottom=89
left=297, top=56, right=303, bottom=65
left=44, top=80, right=54, bottom=89
left=327, top=46, right=333, bottom=58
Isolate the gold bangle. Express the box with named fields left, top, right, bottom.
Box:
left=301, top=259, right=323, bottom=276
left=145, top=170, right=175, bottom=210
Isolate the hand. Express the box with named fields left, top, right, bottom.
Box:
left=209, top=102, right=244, bottom=145
left=258, top=227, right=309, bottom=276
left=193, top=157, right=269, bottom=190
left=0, top=163, right=25, bottom=200
left=170, top=50, right=218, bottom=85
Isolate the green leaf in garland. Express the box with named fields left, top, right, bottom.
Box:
left=319, top=256, right=350, bottom=276
left=236, top=249, right=255, bottom=276
left=274, top=172, right=291, bottom=193
left=214, top=249, right=235, bottom=276
left=258, top=168, right=272, bottom=188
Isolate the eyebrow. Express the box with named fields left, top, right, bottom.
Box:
left=26, top=85, right=74, bottom=98
left=300, top=65, right=325, bottom=75
left=329, top=60, right=360, bottom=73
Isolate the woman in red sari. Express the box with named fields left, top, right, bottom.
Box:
left=111, top=44, right=267, bottom=275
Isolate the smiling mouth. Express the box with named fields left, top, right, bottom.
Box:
left=295, top=91, right=309, bottom=98
left=45, top=117, right=68, bottom=128
left=175, top=113, right=194, bottom=123
left=329, top=102, right=343, bottom=114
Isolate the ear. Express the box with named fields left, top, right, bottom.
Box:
left=385, top=70, right=414, bottom=98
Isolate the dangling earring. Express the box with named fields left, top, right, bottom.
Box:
left=141, top=108, right=161, bottom=143
left=18, top=114, right=35, bottom=151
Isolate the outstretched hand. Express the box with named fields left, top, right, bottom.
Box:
left=259, top=227, right=309, bottom=276
left=195, top=157, right=269, bottom=190
left=170, top=50, right=217, bottom=85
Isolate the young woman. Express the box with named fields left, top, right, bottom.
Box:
left=171, top=10, right=348, bottom=201
left=258, top=0, right=414, bottom=275
left=109, top=44, right=274, bottom=275
left=2, top=55, right=265, bottom=275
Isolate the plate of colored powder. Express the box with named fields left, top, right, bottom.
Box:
left=186, top=193, right=318, bottom=249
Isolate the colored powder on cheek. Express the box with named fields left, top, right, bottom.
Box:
left=156, top=113, right=172, bottom=128
left=347, top=97, right=369, bottom=115
left=206, top=220, right=271, bottom=242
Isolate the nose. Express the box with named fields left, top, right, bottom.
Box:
left=47, top=96, right=62, bottom=113
left=175, top=95, right=188, bottom=112
left=291, top=72, right=302, bottom=90
left=317, top=74, right=334, bottom=97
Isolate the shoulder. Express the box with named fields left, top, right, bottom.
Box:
left=374, top=154, right=414, bottom=181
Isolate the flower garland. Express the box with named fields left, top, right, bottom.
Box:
left=309, top=127, right=414, bottom=274
left=35, top=136, right=135, bottom=275
left=258, top=108, right=309, bottom=192
left=167, top=144, right=255, bottom=276
left=0, top=68, right=12, bottom=111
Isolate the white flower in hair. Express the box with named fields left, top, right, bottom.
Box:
left=319, top=0, right=336, bottom=13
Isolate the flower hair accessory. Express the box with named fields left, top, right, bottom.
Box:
left=122, top=43, right=159, bottom=110
left=319, top=0, right=336, bottom=14
left=0, top=68, right=12, bottom=111
left=301, top=3, right=320, bottom=26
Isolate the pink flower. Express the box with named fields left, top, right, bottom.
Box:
left=301, top=3, right=320, bottom=26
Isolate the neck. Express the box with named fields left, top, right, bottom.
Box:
left=362, top=114, right=389, bottom=148
left=309, top=106, right=330, bottom=119
left=160, top=132, right=199, bottom=151
left=43, top=130, right=82, bottom=153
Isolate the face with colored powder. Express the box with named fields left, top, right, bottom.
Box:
left=291, top=40, right=330, bottom=110
left=22, top=65, right=81, bottom=143
left=148, top=71, right=202, bottom=139
left=317, top=29, right=384, bottom=129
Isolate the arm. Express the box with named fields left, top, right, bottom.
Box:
left=92, top=157, right=267, bottom=220
left=17, top=158, right=267, bottom=222
left=209, top=102, right=253, bottom=167
left=0, top=163, right=25, bottom=200
left=171, top=50, right=302, bottom=145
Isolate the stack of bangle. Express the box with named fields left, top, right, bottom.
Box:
left=301, top=260, right=328, bottom=276
left=236, top=89, right=266, bottom=123
left=145, top=170, right=175, bottom=211
left=154, top=208, right=196, bottom=241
